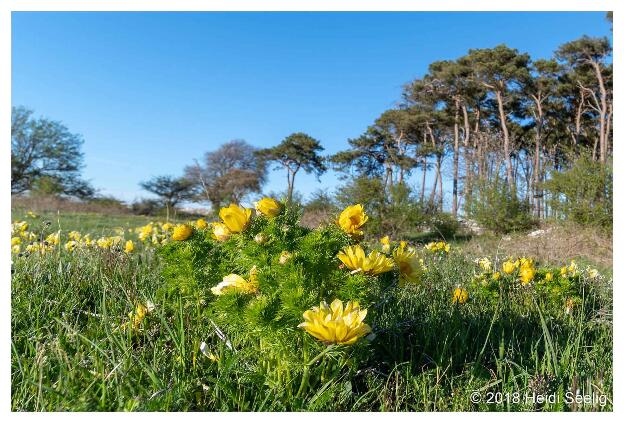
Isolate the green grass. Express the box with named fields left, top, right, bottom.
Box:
left=11, top=211, right=613, bottom=411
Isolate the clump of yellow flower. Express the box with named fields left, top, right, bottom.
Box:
left=586, top=267, right=600, bottom=280
left=172, top=224, right=193, bottom=241
left=337, top=245, right=394, bottom=276
left=337, top=204, right=368, bottom=236
left=219, top=204, right=252, bottom=233
left=475, top=257, right=492, bottom=272
left=46, top=231, right=60, bottom=246
left=12, top=221, right=28, bottom=233
left=96, top=237, right=114, bottom=249
left=195, top=218, right=208, bottom=230
left=11, top=237, right=22, bottom=247
left=452, top=287, right=469, bottom=304
left=138, top=224, right=153, bottom=241
left=425, top=241, right=450, bottom=253
left=298, top=299, right=371, bottom=345
left=211, top=266, right=259, bottom=296
left=68, top=231, right=81, bottom=241
left=65, top=240, right=78, bottom=252
left=393, top=242, right=423, bottom=285
left=254, top=197, right=282, bottom=218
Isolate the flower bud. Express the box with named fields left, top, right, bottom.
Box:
left=254, top=233, right=268, bottom=245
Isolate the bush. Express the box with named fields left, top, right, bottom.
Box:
left=301, top=189, right=339, bottom=228
left=543, top=155, right=612, bottom=229
left=158, top=205, right=383, bottom=396
left=427, top=212, right=461, bottom=239
left=467, top=177, right=536, bottom=234
left=131, top=198, right=164, bottom=216
left=335, top=177, right=429, bottom=238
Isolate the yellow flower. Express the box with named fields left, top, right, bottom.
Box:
left=68, top=231, right=81, bottom=241
left=476, top=257, right=492, bottom=272
left=337, top=245, right=394, bottom=276
left=560, top=266, right=568, bottom=278
left=452, top=287, right=469, bottom=304
left=121, top=301, right=155, bottom=331
left=97, top=237, right=113, bottom=249
left=545, top=272, right=554, bottom=282
left=64, top=240, right=78, bottom=252
left=124, top=240, right=135, bottom=253
left=254, top=197, right=282, bottom=218
left=195, top=218, right=208, bottom=229
left=138, top=224, right=153, bottom=241
left=12, top=245, right=20, bottom=254
left=172, top=224, right=193, bottom=241
left=162, top=223, right=174, bottom=232
left=13, top=221, right=28, bottom=233
left=212, top=222, right=231, bottom=241
left=587, top=268, right=599, bottom=279
left=210, top=266, right=259, bottom=296
left=298, top=299, right=371, bottom=345
left=11, top=237, right=22, bottom=246
left=567, top=260, right=578, bottom=276
left=425, top=241, right=450, bottom=253
left=337, top=204, right=369, bottom=235
left=26, top=211, right=38, bottom=218
left=492, top=272, right=501, bottom=281
left=279, top=251, right=292, bottom=265
left=502, top=260, right=516, bottom=274
left=519, top=265, right=536, bottom=285
left=380, top=235, right=391, bottom=253
left=46, top=231, right=60, bottom=245
left=393, top=243, right=422, bottom=285
left=219, top=204, right=252, bottom=233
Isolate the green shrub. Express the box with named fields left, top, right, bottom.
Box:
left=158, top=205, right=390, bottom=396
left=335, top=177, right=430, bottom=238
left=466, top=177, right=536, bottom=234
left=543, top=155, right=612, bottom=229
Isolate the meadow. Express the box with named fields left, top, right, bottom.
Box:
left=10, top=203, right=613, bottom=411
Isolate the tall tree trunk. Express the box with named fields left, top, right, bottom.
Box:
left=287, top=169, right=296, bottom=204
left=495, top=89, right=514, bottom=190
left=532, top=96, right=543, bottom=219
left=436, top=154, right=443, bottom=211
left=420, top=156, right=427, bottom=205
left=462, top=104, right=472, bottom=213
left=591, top=61, right=608, bottom=164
left=452, top=99, right=460, bottom=217
left=605, top=101, right=612, bottom=157
left=429, top=163, right=438, bottom=210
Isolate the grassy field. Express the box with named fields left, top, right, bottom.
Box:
left=11, top=208, right=613, bottom=411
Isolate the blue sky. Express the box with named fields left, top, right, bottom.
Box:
left=12, top=12, right=612, bottom=207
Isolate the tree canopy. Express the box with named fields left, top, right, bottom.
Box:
left=258, top=132, right=327, bottom=203
left=185, top=140, right=267, bottom=210
left=11, top=106, right=94, bottom=198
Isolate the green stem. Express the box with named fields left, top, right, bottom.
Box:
left=296, top=344, right=336, bottom=397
